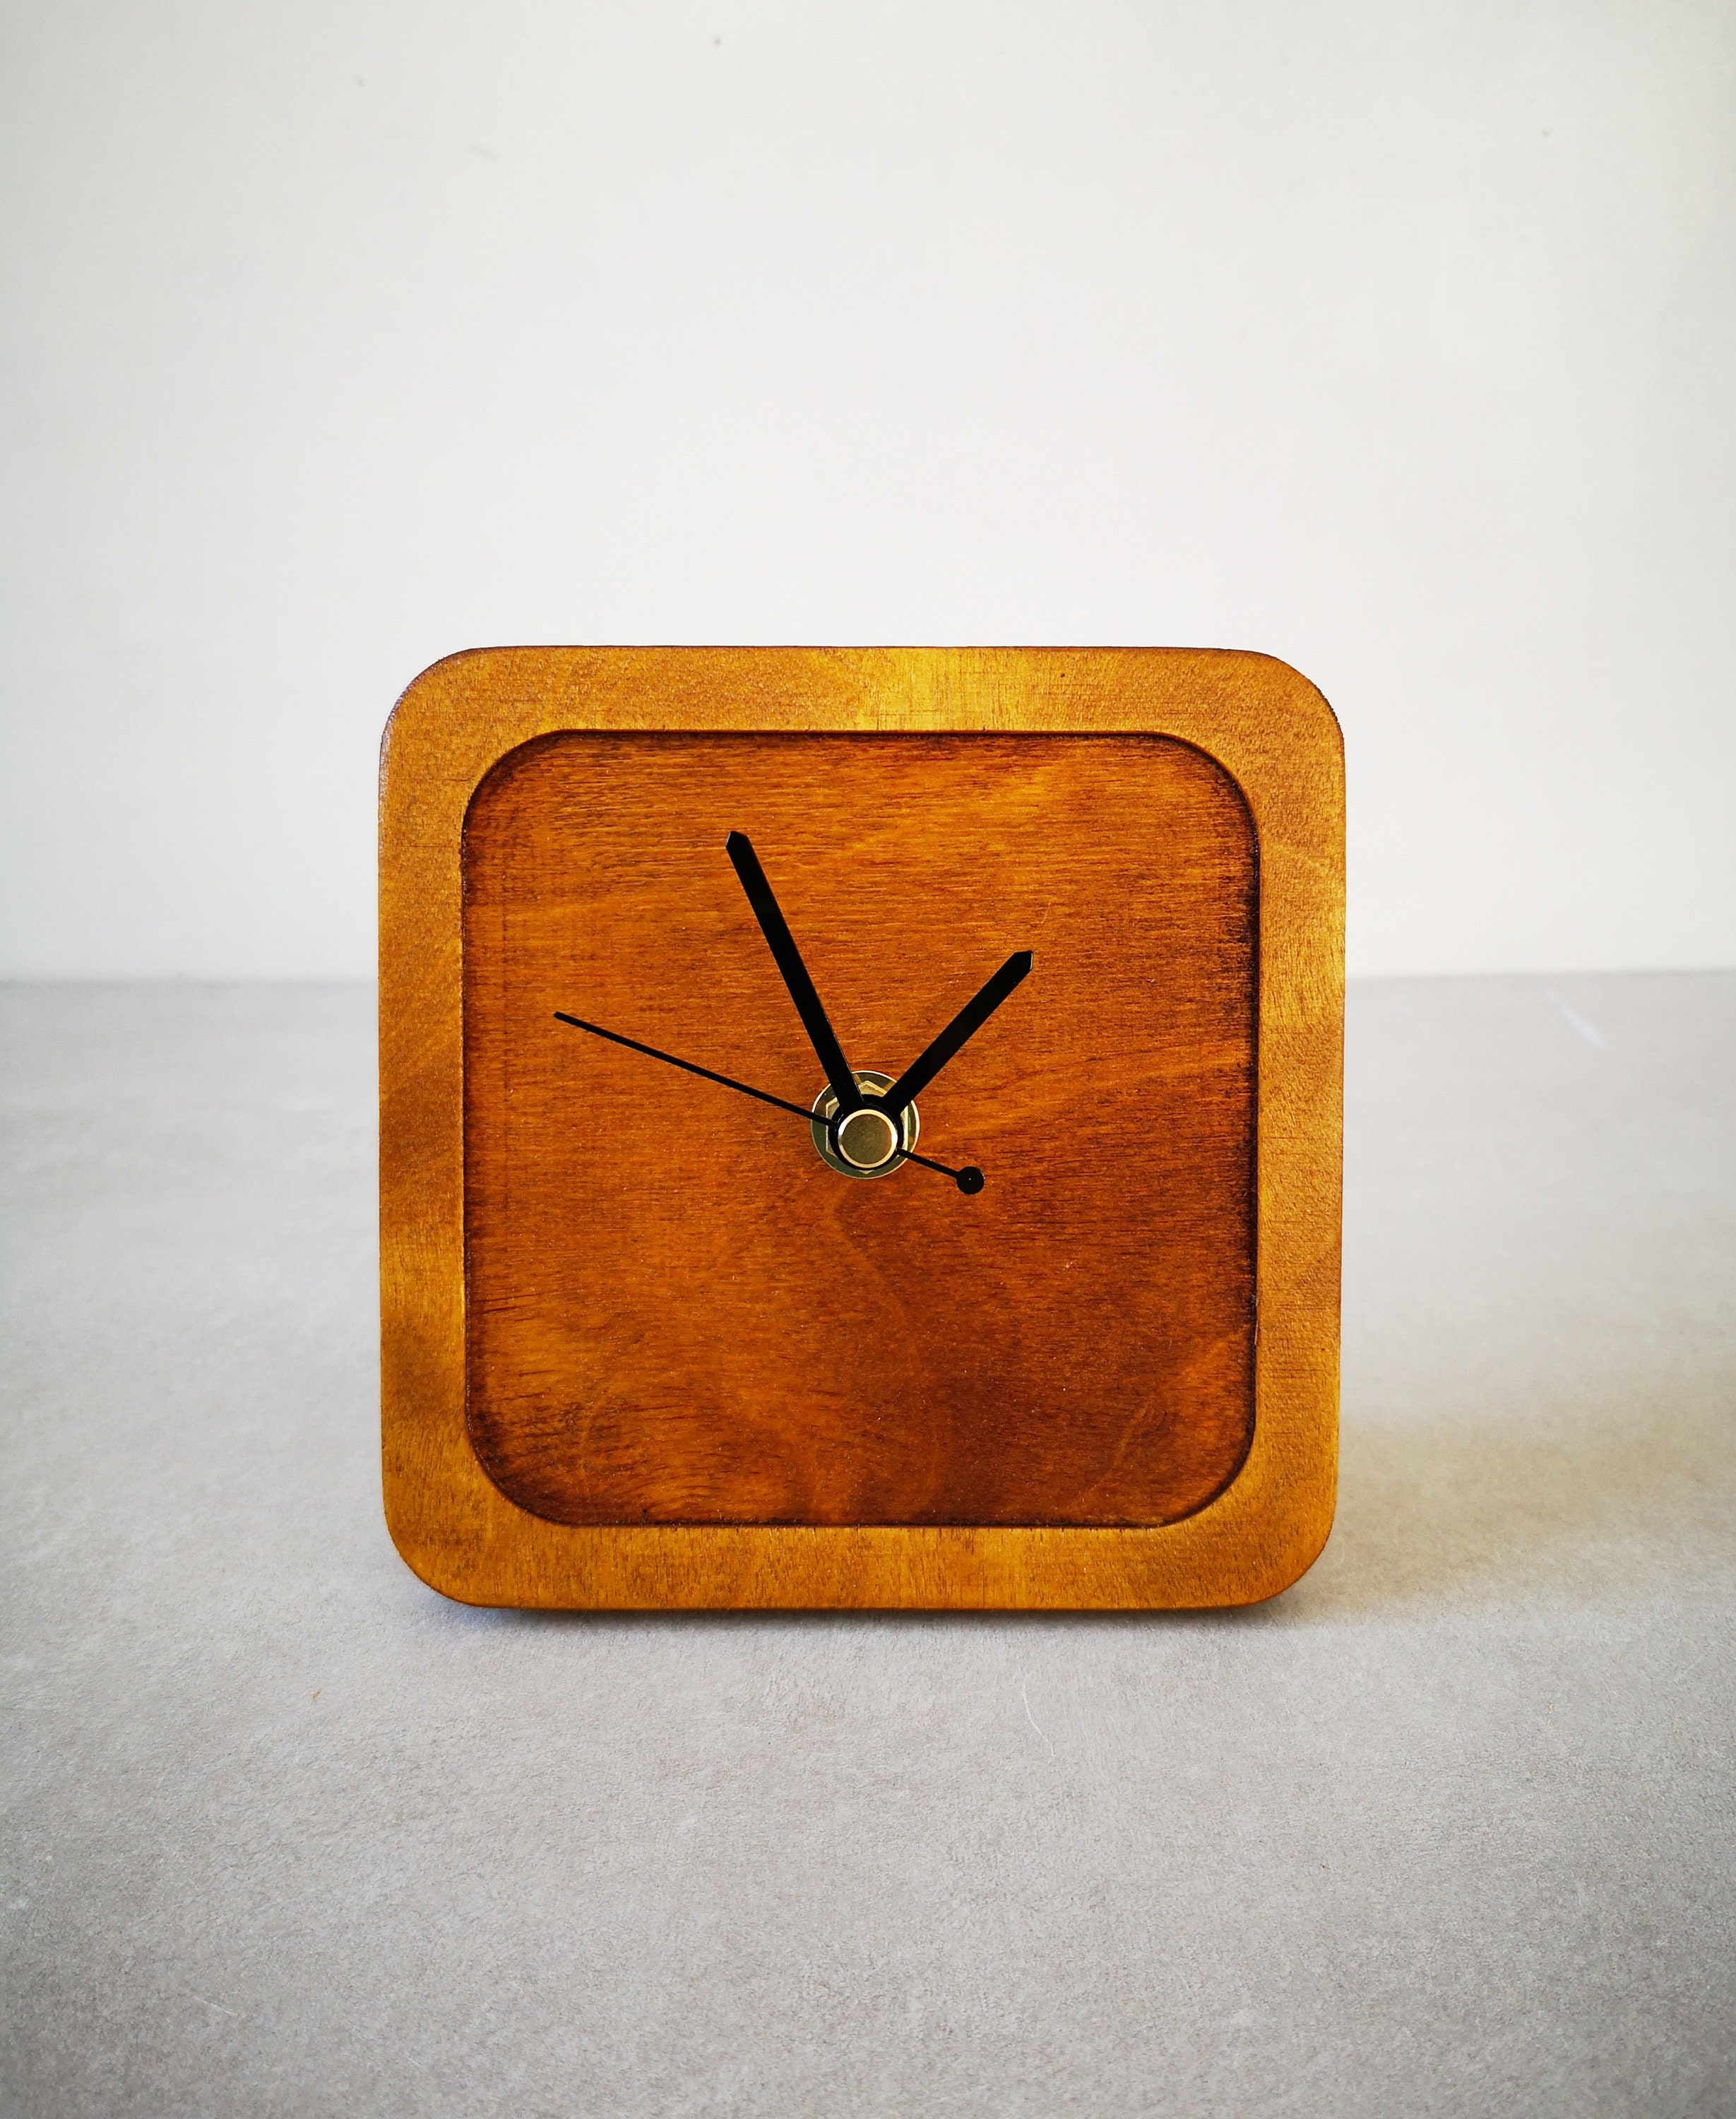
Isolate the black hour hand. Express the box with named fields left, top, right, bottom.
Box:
left=725, top=831, right=860, bottom=1116
left=880, top=951, right=1032, bottom=1122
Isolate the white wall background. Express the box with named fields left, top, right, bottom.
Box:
left=1, top=0, right=1731, bottom=979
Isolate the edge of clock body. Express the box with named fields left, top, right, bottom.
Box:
left=379, top=646, right=1345, bottom=1609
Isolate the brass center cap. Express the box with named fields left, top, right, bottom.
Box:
left=837, top=1105, right=898, bottom=1170
left=810, top=1070, right=917, bottom=1180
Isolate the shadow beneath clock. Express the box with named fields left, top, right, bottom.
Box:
left=1263, top=1379, right=1735, bottom=1626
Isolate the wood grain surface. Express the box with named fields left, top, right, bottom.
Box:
left=379, top=648, right=1344, bottom=1608
left=463, top=733, right=1256, bottom=1527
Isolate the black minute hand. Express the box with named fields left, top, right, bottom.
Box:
left=724, top=831, right=861, bottom=1116
left=879, top=951, right=1032, bottom=1123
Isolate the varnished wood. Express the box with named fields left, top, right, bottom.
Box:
left=464, top=733, right=1255, bottom=1527
left=380, top=649, right=1344, bottom=1607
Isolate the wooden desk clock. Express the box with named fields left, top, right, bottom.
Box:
left=380, top=648, right=1343, bottom=1610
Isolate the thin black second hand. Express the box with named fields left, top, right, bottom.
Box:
left=554, top=1012, right=814, bottom=1120
left=552, top=1014, right=978, bottom=1184
left=898, top=1144, right=976, bottom=1182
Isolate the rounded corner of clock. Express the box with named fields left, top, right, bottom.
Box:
left=1251, top=653, right=1345, bottom=779
left=1201, top=1453, right=1338, bottom=1608
left=380, top=1502, right=477, bottom=1607
left=1222, top=1512, right=1337, bottom=1608
left=380, top=1474, right=525, bottom=1610
left=382, top=645, right=501, bottom=747
left=381, top=648, right=570, bottom=828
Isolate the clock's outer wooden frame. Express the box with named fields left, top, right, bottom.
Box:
left=380, top=648, right=1343, bottom=1609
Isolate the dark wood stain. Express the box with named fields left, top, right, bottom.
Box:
left=461, top=732, right=1257, bottom=1527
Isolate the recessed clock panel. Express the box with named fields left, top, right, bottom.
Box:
left=461, top=730, right=1256, bottom=1528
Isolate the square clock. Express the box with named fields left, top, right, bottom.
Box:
left=380, top=649, right=1343, bottom=1609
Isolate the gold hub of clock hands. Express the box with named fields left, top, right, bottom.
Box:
left=839, top=1110, right=897, bottom=1168
left=554, top=832, right=1029, bottom=1197
left=839, top=1102, right=894, bottom=1170
left=810, top=1072, right=916, bottom=1180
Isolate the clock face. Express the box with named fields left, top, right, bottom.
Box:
left=462, top=730, right=1256, bottom=1529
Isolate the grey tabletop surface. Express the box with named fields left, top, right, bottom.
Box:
left=3, top=973, right=1732, bottom=2118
